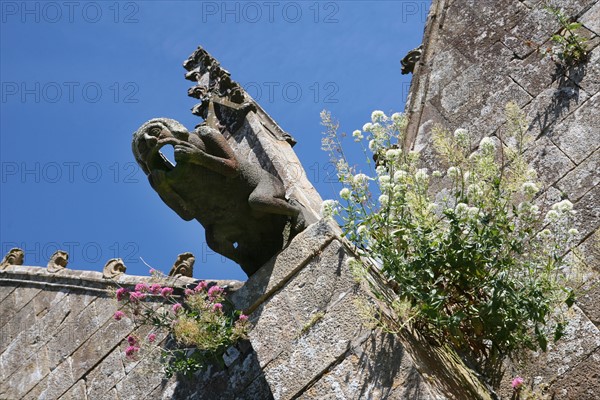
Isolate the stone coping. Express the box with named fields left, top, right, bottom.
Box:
left=0, top=264, right=244, bottom=294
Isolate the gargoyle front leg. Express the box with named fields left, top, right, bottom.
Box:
left=149, top=170, right=194, bottom=221
left=158, top=135, right=239, bottom=178
left=204, top=225, right=239, bottom=263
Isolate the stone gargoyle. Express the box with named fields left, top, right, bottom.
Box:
left=132, top=117, right=306, bottom=276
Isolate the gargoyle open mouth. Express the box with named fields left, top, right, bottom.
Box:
left=155, top=140, right=178, bottom=172
left=143, top=137, right=181, bottom=173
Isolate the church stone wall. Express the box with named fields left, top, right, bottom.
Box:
left=405, top=0, right=600, bottom=397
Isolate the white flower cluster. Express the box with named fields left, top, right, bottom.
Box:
left=320, top=199, right=339, bottom=218
left=467, top=184, right=483, bottom=200
left=453, top=128, right=469, bottom=147
left=357, top=225, right=368, bottom=236
left=394, top=170, right=407, bottom=182
left=339, top=188, right=352, bottom=200
left=552, top=199, right=574, bottom=213
left=378, top=175, right=392, bottom=190
left=353, top=173, right=370, bottom=186
left=479, top=136, right=496, bottom=155
left=454, top=202, right=482, bottom=221
left=371, top=110, right=386, bottom=123
left=352, top=130, right=363, bottom=142
left=447, top=166, right=461, bottom=179
left=379, top=194, right=389, bottom=206
left=385, top=148, right=402, bottom=161
left=518, top=202, right=540, bottom=216
left=415, top=168, right=429, bottom=182
left=545, top=199, right=575, bottom=223
left=521, top=182, right=539, bottom=197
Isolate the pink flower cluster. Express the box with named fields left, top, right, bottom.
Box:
left=125, top=335, right=139, bottom=358
left=172, top=303, right=183, bottom=313
left=115, top=283, right=169, bottom=303
left=149, top=283, right=162, bottom=294
left=125, top=345, right=139, bottom=358
left=512, top=376, right=524, bottom=390
left=207, top=285, right=224, bottom=300
left=116, top=288, right=129, bottom=301
left=195, top=281, right=208, bottom=292
left=129, top=291, right=146, bottom=302
left=135, top=282, right=149, bottom=293
left=161, top=287, right=174, bottom=298
left=114, top=310, right=125, bottom=320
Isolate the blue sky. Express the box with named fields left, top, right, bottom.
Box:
left=1, top=0, right=431, bottom=281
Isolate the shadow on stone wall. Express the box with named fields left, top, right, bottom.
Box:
left=530, top=61, right=587, bottom=139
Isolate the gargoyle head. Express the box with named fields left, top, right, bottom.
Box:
left=132, top=118, right=195, bottom=175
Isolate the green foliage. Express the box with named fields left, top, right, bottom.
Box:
left=113, top=274, right=249, bottom=379
left=543, top=6, right=589, bottom=66
left=321, top=104, right=580, bottom=362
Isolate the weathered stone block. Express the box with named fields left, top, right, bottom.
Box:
left=503, top=7, right=561, bottom=58
left=248, top=239, right=357, bottom=369
left=60, top=379, right=87, bottom=400
left=85, top=347, right=128, bottom=399
left=550, top=93, right=600, bottom=164
left=298, top=331, right=442, bottom=400
left=556, top=149, right=600, bottom=201
left=573, top=184, right=600, bottom=239
left=30, top=313, right=134, bottom=399
left=262, top=292, right=369, bottom=400
left=231, top=219, right=339, bottom=313
left=581, top=1, right=600, bottom=34
left=509, top=50, right=560, bottom=98
left=0, top=289, right=68, bottom=381
left=520, top=305, right=600, bottom=380
left=2, top=345, right=51, bottom=400
left=577, top=45, right=600, bottom=96
left=525, top=136, right=576, bottom=187
left=115, top=346, right=165, bottom=400
left=547, top=346, right=600, bottom=399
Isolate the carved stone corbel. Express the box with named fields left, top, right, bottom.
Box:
left=168, top=253, right=195, bottom=278
left=47, top=250, right=68, bottom=273
left=0, top=248, right=24, bottom=269
left=103, top=258, right=127, bottom=279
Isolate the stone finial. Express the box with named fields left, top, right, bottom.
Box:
left=47, top=250, right=68, bottom=273
left=168, top=252, right=195, bottom=278
left=103, top=258, right=127, bottom=279
left=0, top=248, right=25, bottom=269
left=183, top=45, right=295, bottom=145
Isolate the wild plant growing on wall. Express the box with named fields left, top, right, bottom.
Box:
left=321, top=103, right=581, bottom=364
left=541, top=6, right=589, bottom=66
left=112, top=270, right=248, bottom=378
